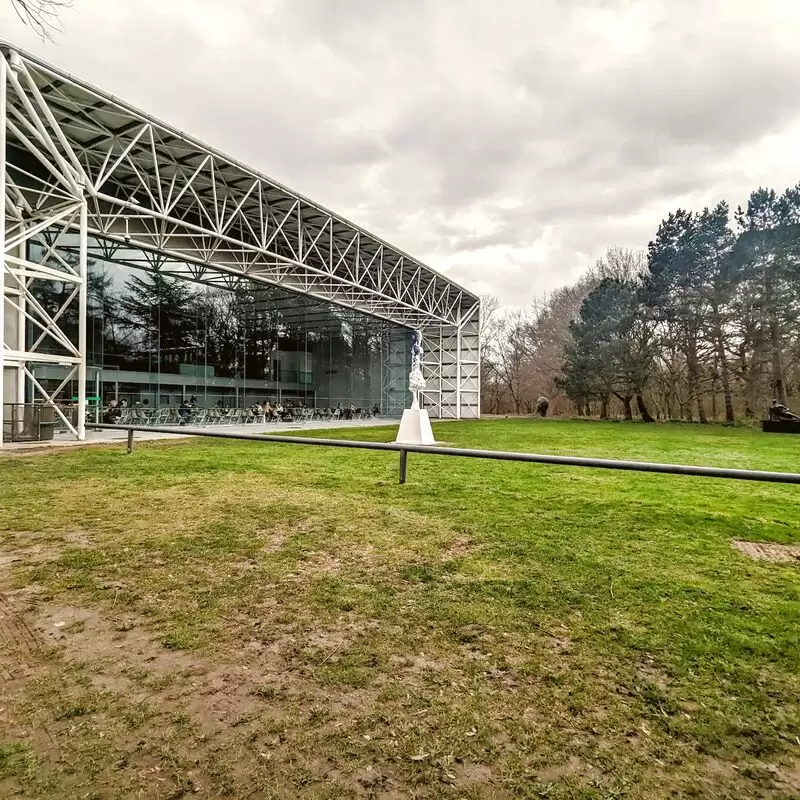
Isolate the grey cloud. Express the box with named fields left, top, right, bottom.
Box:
left=387, top=100, right=535, bottom=209
left=3, top=0, right=800, bottom=309
left=512, top=12, right=800, bottom=153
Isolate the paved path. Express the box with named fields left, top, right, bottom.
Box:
left=1, top=418, right=400, bottom=453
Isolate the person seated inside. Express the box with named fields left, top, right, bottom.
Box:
left=769, top=399, right=800, bottom=421
left=178, top=399, right=192, bottom=424
left=102, top=400, right=121, bottom=424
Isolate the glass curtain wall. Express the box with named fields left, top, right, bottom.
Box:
left=26, top=235, right=412, bottom=416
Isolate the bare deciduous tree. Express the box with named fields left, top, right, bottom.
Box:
left=491, top=309, right=536, bottom=414
left=594, top=246, right=647, bottom=283
left=478, top=295, right=505, bottom=414
left=10, top=0, right=72, bottom=39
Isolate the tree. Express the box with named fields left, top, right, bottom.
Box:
left=478, top=295, right=504, bottom=413
left=486, top=182, right=800, bottom=424
left=562, top=278, right=656, bottom=421
left=526, top=282, right=588, bottom=412
left=28, top=250, right=109, bottom=361
left=559, top=336, right=605, bottom=417
left=693, top=202, right=738, bottom=423
left=595, top=246, right=647, bottom=283
left=117, top=272, right=201, bottom=370
left=10, top=0, right=72, bottom=38
left=734, top=186, right=800, bottom=409
left=489, top=309, right=536, bottom=414
left=645, top=209, right=710, bottom=422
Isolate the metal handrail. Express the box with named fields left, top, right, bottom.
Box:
left=88, top=423, right=800, bottom=486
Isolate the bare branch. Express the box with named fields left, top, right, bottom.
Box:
left=10, top=0, right=73, bottom=40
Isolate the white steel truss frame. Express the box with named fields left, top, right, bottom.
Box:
left=1, top=43, right=480, bottom=444
left=421, top=302, right=480, bottom=420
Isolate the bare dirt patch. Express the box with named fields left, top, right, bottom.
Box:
left=443, top=534, right=476, bottom=559
left=258, top=516, right=317, bottom=554
left=731, top=540, right=800, bottom=563
left=0, top=529, right=91, bottom=567
left=283, top=550, right=342, bottom=581
left=548, top=635, right=574, bottom=654
left=536, top=754, right=599, bottom=783
left=36, top=604, right=198, bottom=676
left=0, top=564, right=405, bottom=797
left=0, top=589, right=44, bottom=682
left=774, top=760, right=800, bottom=792
left=450, top=759, right=495, bottom=787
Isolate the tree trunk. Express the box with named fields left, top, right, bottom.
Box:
left=621, top=395, right=633, bottom=421
left=764, top=263, right=788, bottom=407
left=685, top=337, right=708, bottom=423
left=711, top=375, right=718, bottom=419
left=744, top=341, right=765, bottom=418
left=712, top=313, right=735, bottom=424
left=600, top=397, right=609, bottom=419
left=770, top=318, right=787, bottom=406
left=636, top=394, right=655, bottom=422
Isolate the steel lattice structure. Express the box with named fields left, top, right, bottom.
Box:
left=1, top=42, right=480, bottom=444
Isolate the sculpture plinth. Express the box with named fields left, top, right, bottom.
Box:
left=762, top=420, right=800, bottom=435
left=396, top=405, right=436, bottom=445
left=395, top=330, right=436, bottom=446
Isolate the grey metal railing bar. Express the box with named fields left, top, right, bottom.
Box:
left=86, top=423, right=800, bottom=486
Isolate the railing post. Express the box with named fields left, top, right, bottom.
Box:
left=126, top=428, right=134, bottom=454
left=399, top=449, right=408, bottom=484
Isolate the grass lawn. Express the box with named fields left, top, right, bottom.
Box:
left=0, top=418, right=799, bottom=799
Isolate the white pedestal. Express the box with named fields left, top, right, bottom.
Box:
left=395, top=407, right=435, bottom=445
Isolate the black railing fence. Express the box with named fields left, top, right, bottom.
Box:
left=3, top=403, right=57, bottom=443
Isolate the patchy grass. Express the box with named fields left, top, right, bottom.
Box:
left=0, top=418, right=799, bottom=799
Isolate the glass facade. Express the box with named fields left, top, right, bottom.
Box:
left=27, top=236, right=412, bottom=417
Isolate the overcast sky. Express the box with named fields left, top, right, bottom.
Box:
left=3, top=0, right=800, bottom=308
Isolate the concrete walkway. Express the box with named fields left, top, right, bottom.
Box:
left=1, top=418, right=400, bottom=453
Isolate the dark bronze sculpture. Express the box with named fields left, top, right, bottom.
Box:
left=768, top=399, right=800, bottom=422
left=536, top=396, right=550, bottom=417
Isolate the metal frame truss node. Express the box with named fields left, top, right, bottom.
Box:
left=1, top=41, right=480, bottom=445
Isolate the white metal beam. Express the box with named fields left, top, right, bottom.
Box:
left=1, top=43, right=482, bottom=442
left=1, top=52, right=6, bottom=446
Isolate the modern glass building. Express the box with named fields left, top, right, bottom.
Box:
left=1, top=43, right=480, bottom=444
left=27, top=240, right=412, bottom=415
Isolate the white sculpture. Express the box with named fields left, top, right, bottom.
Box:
left=395, top=329, right=435, bottom=445
left=408, top=329, right=426, bottom=409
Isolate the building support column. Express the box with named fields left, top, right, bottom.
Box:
left=0, top=45, right=90, bottom=445
left=456, top=321, right=462, bottom=420
left=0, top=53, right=7, bottom=447
left=77, top=198, right=87, bottom=440
left=457, top=302, right=481, bottom=420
